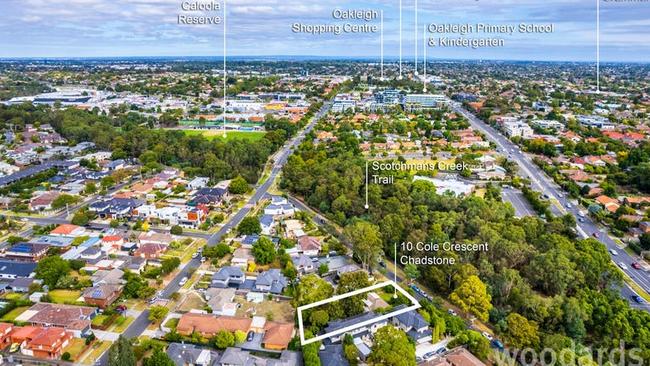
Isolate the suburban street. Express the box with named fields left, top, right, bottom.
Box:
left=93, top=102, right=331, bottom=365
left=450, top=102, right=650, bottom=309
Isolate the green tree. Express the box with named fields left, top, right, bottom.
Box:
left=51, top=194, right=78, bottom=210
left=504, top=312, right=540, bottom=349
left=449, top=275, right=492, bottom=321
left=295, top=274, right=334, bottom=306
left=252, top=236, right=276, bottom=264
left=213, top=330, right=235, bottom=349
left=404, top=263, right=421, bottom=282
left=234, top=330, right=247, bottom=344
left=344, top=220, right=383, bottom=271
left=448, top=330, right=490, bottom=361
left=368, top=325, right=416, bottom=366
left=170, top=225, right=183, bottom=235
left=309, top=310, right=330, bottom=328
left=71, top=211, right=90, bottom=226
left=237, top=216, right=261, bottom=235
left=143, top=348, right=175, bottom=366
left=337, top=271, right=371, bottom=317
left=35, top=256, right=71, bottom=288
left=229, top=176, right=250, bottom=194
left=148, top=306, right=169, bottom=323
left=108, top=335, right=136, bottom=366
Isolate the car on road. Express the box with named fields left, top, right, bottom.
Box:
left=618, top=262, right=628, bottom=270
left=578, top=218, right=585, bottom=223
left=609, top=248, right=618, bottom=256
left=631, top=262, right=642, bottom=270
left=565, top=203, right=571, bottom=208
left=631, top=295, right=645, bottom=304
left=179, top=277, right=188, bottom=286
left=593, top=232, right=599, bottom=238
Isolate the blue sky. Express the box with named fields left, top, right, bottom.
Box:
left=0, top=0, right=648, bottom=61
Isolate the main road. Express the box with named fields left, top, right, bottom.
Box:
left=95, top=102, right=331, bottom=365
left=450, top=101, right=650, bottom=310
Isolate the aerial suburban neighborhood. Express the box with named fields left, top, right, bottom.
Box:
left=0, top=1, right=650, bottom=366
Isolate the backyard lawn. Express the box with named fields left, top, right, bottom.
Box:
left=1, top=306, right=28, bottom=322
left=48, top=290, right=82, bottom=304
left=234, top=295, right=294, bottom=322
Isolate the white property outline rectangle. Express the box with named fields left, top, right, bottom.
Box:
left=297, top=280, right=421, bottom=345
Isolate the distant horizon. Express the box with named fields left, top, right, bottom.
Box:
left=1, top=55, right=648, bottom=65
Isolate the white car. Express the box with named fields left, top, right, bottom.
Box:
left=481, top=332, right=494, bottom=341
left=179, top=277, right=188, bottom=286
left=609, top=249, right=619, bottom=256
left=618, top=262, right=628, bottom=270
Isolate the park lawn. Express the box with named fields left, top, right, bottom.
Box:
left=181, top=129, right=266, bottom=142
left=1, top=306, right=28, bottom=321
left=49, top=289, right=82, bottom=304
left=63, top=337, right=87, bottom=361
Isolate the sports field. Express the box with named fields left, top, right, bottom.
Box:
left=181, top=129, right=266, bottom=142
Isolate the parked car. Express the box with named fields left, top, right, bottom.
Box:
left=631, top=262, right=642, bottom=270
left=447, top=309, right=458, bottom=316
left=481, top=331, right=494, bottom=341
left=247, top=331, right=255, bottom=342
left=179, top=277, right=188, bottom=286
left=631, top=295, right=645, bottom=304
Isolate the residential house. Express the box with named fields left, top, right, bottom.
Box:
left=91, top=268, right=125, bottom=286
left=101, top=235, right=124, bottom=253
left=364, top=292, right=389, bottom=311
left=205, top=288, right=238, bottom=316
left=190, top=187, right=227, bottom=206
left=423, top=346, right=487, bottom=366
left=83, top=284, right=123, bottom=308
left=187, top=177, right=210, bottom=190
left=391, top=305, right=433, bottom=343
left=49, top=224, right=85, bottom=237
left=253, top=269, right=288, bottom=295
left=29, top=191, right=61, bottom=211
left=0, top=260, right=37, bottom=279
left=138, top=231, right=174, bottom=246
left=166, top=342, right=221, bottom=366
left=324, top=311, right=387, bottom=343
left=231, top=247, right=253, bottom=268
left=15, top=303, right=96, bottom=337
left=292, top=255, right=316, bottom=275
left=89, top=197, right=141, bottom=219
left=262, top=322, right=294, bottom=350
left=9, top=278, right=35, bottom=293
left=134, top=243, right=168, bottom=259
left=319, top=344, right=349, bottom=366
left=4, top=243, right=49, bottom=262
left=0, top=323, right=13, bottom=347
left=176, top=313, right=252, bottom=338
left=260, top=214, right=276, bottom=235
left=211, top=266, right=245, bottom=288
left=11, top=326, right=73, bottom=360
left=298, top=236, right=321, bottom=256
